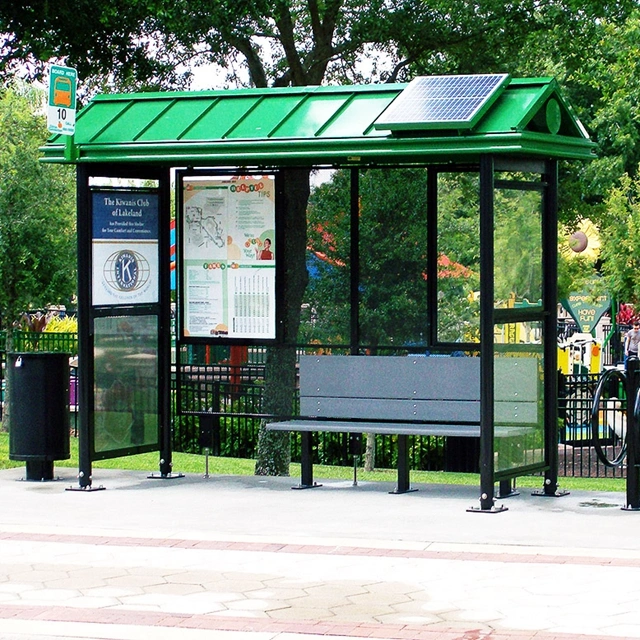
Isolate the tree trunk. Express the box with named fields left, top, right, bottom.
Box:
left=255, top=168, right=311, bottom=476
left=364, top=433, right=375, bottom=471
left=2, top=329, right=13, bottom=432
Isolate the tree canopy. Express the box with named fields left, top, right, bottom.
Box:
left=0, top=87, right=76, bottom=328
left=1, top=1, right=626, bottom=93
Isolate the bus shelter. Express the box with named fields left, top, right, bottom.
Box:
left=42, top=74, right=595, bottom=510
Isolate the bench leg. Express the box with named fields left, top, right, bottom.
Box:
left=496, top=478, right=519, bottom=499
left=292, top=431, right=321, bottom=490
left=390, top=434, right=418, bottom=494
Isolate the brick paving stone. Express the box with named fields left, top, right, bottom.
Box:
left=3, top=468, right=640, bottom=640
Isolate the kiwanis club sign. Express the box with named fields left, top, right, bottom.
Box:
left=91, top=191, right=159, bottom=305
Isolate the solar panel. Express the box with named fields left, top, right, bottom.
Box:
left=374, top=74, right=510, bottom=131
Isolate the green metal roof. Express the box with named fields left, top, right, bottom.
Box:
left=41, top=77, right=595, bottom=166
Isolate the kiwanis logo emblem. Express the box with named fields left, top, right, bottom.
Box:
left=103, top=250, right=150, bottom=292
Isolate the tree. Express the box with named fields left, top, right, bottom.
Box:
left=509, top=8, right=640, bottom=304
left=598, top=173, right=640, bottom=306
left=0, top=87, right=76, bottom=329
left=0, top=1, right=191, bottom=96
left=0, top=1, right=585, bottom=91
left=1, top=0, right=629, bottom=474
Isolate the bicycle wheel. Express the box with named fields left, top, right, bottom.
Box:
left=591, top=368, right=627, bottom=468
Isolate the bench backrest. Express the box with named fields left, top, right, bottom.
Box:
left=300, top=355, right=480, bottom=423
left=299, top=355, right=539, bottom=426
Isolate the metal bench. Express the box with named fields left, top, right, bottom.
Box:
left=267, top=355, right=537, bottom=493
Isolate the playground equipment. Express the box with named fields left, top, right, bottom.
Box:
left=558, top=332, right=601, bottom=375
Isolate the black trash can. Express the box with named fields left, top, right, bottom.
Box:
left=8, top=352, right=70, bottom=480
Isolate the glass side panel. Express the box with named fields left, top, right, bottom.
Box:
left=304, top=169, right=351, bottom=345
left=437, top=172, right=480, bottom=343
left=306, top=167, right=430, bottom=350
left=93, top=315, right=159, bottom=455
left=358, top=168, right=428, bottom=349
left=494, top=187, right=542, bottom=309
left=494, top=321, right=545, bottom=474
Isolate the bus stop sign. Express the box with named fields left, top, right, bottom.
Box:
left=47, top=65, right=77, bottom=136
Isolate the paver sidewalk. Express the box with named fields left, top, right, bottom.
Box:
left=1, top=466, right=640, bottom=640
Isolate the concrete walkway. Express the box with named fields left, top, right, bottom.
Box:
left=1, top=465, right=640, bottom=640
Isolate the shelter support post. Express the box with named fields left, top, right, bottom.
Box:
left=350, top=168, right=360, bottom=353
left=533, top=160, right=568, bottom=498
left=390, top=434, right=417, bottom=494
left=469, top=155, right=506, bottom=513
left=67, top=164, right=103, bottom=492
left=149, top=167, right=183, bottom=480
left=623, top=358, right=640, bottom=510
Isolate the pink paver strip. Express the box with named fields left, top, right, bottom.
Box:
left=0, top=604, right=633, bottom=640
left=2, top=530, right=638, bottom=640
left=1, top=530, right=638, bottom=568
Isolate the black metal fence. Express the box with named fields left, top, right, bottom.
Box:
left=0, top=330, right=79, bottom=431
left=558, top=371, right=625, bottom=478
left=1, top=330, right=630, bottom=478
left=172, top=348, right=622, bottom=478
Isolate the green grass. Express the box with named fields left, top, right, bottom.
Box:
left=0, top=432, right=625, bottom=492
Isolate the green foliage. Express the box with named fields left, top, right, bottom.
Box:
left=0, top=88, right=76, bottom=329
left=572, top=13, right=640, bottom=186
left=44, top=315, right=78, bottom=333
left=306, top=169, right=484, bottom=347
left=0, top=1, right=190, bottom=95
left=599, top=173, right=640, bottom=306
left=2, top=0, right=623, bottom=92
left=493, top=185, right=543, bottom=305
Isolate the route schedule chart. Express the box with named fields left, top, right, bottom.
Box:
left=181, top=175, right=276, bottom=340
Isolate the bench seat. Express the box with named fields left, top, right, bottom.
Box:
left=268, top=420, right=482, bottom=437
left=268, top=420, right=531, bottom=438
left=266, top=355, right=539, bottom=493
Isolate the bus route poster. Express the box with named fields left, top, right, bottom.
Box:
left=92, top=190, right=159, bottom=306
left=181, top=174, right=276, bottom=340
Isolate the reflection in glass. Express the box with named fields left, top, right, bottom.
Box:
left=94, top=315, right=159, bottom=454
left=307, top=168, right=430, bottom=349
left=358, top=169, right=428, bottom=348
left=303, top=170, right=351, bottom=345
left=437, top=173, right=480, bottom=343
left=494, top=321, right=545, bottom=474
left=494, top=188, right=542, bottom=308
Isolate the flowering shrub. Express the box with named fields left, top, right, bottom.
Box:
left=617, top=303, right=640, bottom=325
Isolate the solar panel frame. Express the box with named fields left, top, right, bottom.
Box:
left=373, top=74, right=510, bottom=131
